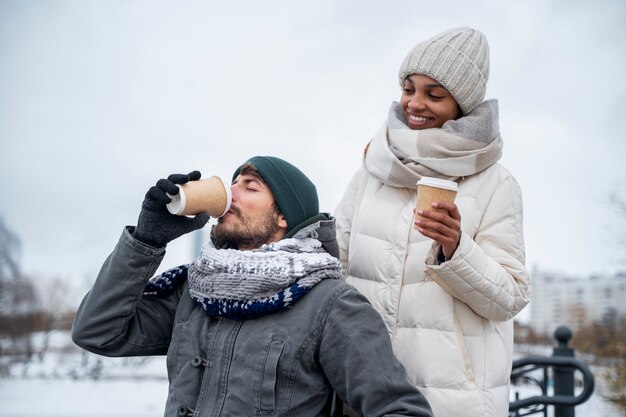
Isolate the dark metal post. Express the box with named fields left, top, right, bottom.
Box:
left=552, top=326, right=575, bottom=417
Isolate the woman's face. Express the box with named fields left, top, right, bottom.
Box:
left=400, top=74, right=460, bottom=130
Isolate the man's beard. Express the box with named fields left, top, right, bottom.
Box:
left=212, top=207, right=281, bottom=250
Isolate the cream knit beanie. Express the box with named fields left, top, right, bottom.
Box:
left=398, top=27, right=489, bottom=115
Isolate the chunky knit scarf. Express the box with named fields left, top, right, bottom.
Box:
left=144, top=238, right=342, bottom=319
left=365, top=100, right=503, bottom=187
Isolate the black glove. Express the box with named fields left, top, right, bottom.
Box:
left=133, top=170, right=211, bottom=247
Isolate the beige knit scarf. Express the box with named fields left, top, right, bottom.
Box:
left=364, top=100, right=503, bottom=188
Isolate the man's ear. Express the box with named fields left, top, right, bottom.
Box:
left=277, top=214, right=288, bottom=230
left=270, top=213, right=289, bottom=244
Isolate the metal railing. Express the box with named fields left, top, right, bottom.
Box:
left=509, top=326, right=595, bottom=417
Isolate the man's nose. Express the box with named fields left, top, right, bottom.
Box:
left=230, top=185, right=238, bottom=201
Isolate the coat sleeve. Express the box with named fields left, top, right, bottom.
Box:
left=425, top=176, right=531, bottom=322
left=318, top=287, right=433, bottom=417
left=71, top=226, right=183, bottom=357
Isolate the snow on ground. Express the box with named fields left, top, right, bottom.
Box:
left=0, top=332, right=622, bottom=416
left=0, top=379, right=167, bottom=417
left=0, top=331, right=168, bottom=417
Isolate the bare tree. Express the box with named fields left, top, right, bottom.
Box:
left=573, top=310, right=626, bottom=414
left=36, top=276, right=73, bottom=359
left=0, top=216, right=22, bottom=314
left=593, top=186, right=626, bottom=414
left=608, top=187, right=626, bottom=265
left=0, top=217, right=38, bottom=368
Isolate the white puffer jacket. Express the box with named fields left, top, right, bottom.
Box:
left=335, top=104, right=530, bottom=417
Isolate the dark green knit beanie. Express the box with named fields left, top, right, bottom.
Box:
left=232, top=156, right=319, bottom=233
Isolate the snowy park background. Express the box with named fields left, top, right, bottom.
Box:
left=0, top=331, right=623, bottom=416
left=2, top=0, right=626, bottom=416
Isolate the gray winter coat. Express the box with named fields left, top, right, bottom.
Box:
left=72, top=219, right=432, bottom=417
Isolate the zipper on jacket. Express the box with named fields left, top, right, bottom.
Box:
left=391, top=203, right=419, bottom=340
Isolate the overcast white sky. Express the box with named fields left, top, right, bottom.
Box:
left=1, top=0, right=625, bottom=307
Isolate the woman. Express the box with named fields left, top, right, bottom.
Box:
left=334, top=27, right=530, bottom=417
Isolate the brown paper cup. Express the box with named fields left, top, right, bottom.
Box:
left=166, top=176, right=232, bottom=217
left=414, top=177, right=458, bottom=228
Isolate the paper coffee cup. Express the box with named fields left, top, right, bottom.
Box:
left=414, top=177, right=458, bottom=227
left=166, top=176, right=232, bottom=217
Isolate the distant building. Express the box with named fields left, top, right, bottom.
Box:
left=529, top=269, right=626, bottom=335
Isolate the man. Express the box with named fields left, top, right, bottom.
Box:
left=72, top=156, right=432, bottom=417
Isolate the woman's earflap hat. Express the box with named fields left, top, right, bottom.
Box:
left=398, top=26, right=489, bottom=115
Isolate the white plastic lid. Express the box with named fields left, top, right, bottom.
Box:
left=416, top=176, right=458, bottom=191
left=166, top=184, right=186, bottom=215
left=219, top=179, right=232, bottom=217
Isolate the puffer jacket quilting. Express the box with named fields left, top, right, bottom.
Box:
left=335, top=161, right=530, bottom=417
